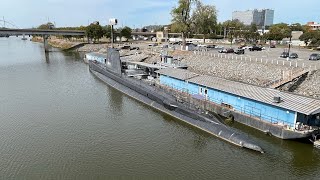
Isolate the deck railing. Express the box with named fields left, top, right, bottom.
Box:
left=158, top=82, right=297, bottom=131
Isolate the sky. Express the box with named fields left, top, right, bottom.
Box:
left=0, top=0, right=319, bottom=28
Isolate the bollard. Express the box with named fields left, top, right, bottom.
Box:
left=256, top=58, right=258, bottom=62
left=241, top=57, right=243, bottom=61
left=261, top=58, right=263, bottom=63
left=277, top=60, right=279, bottom=65
left=245, top=57, right=247, bottom=61
left=302, top=63, right=304, bottom=68
left=214, top=54, right=216, bottom=58
left=283, top=61, right=285, bottom=66
left=290, top=62, right=292, bottom=67
left=236, top=56, right=238, bottom=60
left=250, top=57, right=252, bottom=62
left=232, top=56, right=234, bottom=60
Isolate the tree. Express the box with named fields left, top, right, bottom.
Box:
left=269, top=23, right=291, bottom=38
left=222, top=19, right=245, bottom=41
left=290, top=23, right=304, bottom=32
left=262, top=23, right=291, bottom=46
left=192, top=1, right=217, bottom=43
left=249, top=23, right=258, bottom=33
left=299, top=31, right=320, bottom=47
left=299, top=31, right=313, bottom=46
left=103, top=25, right=112, bottom=39
left=222, top=19, right=245, bottom=30
left=171, top=0, right=197, bottom=49
left=121, top=26, right=132, bottom=40
left=86, top=23, right=104, bottom=43
left=37, top=22, right=55, bottom=30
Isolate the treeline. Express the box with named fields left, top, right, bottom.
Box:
left=36, top=22, right=132, bottom=43
left=170, top=0, right=312, bottom=45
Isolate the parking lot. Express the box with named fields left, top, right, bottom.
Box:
left=197, top=46, right=320, bottom=70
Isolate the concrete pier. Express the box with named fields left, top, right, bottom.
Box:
left=43, top=35, right=49, bottom=52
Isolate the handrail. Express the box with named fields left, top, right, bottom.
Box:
left=160, top=83, right=297, bottom=130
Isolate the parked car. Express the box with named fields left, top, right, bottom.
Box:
left=162, top=44, right=169, bottom=48
left=215, top=45, right=224, bottom=49
left=280, top=52, right=289, bottom=58
left=148, top=43, right=158, bottom=47
left=170, top=41, right=180, bottom=45
left=234, top=49, right=245, bottom=55
left=270, top=44, right=276, bottom=48
left=207, top=45, right=216, bottom=49
left=198, top=44, right=207, bottom=48
left=259, top=46, right=266, bottom=50
left=309, top=53, right=320, bottom=61
left=130, top=47, right=140, bottom=50
left=289, top=53, right=298, bottom=59
left=218, top=48, right=234, bottom=53
left=121, top=45, right=131, bottom=50
left=241, top=45, right=252, bottom=50
left=249, top=46, right=262, bottom=51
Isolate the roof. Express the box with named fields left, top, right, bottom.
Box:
left=126, top=61, right=165, bottom=69
left=86, top=52, right=108, bottom=58
left=156, top=68, right=199, bottom=81
left=157, top=68, right=320, bottom=115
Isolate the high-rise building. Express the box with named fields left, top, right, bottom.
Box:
left=232, top=9, right=274, bottom=28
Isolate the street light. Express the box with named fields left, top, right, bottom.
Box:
left=109, top=18, right=118, bottom=48
left=287, top=24, right=297, bottom=61
left=228, top=27, right=235, bottom=48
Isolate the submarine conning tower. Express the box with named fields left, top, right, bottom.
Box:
left=105, top=48, right=122, bottom=76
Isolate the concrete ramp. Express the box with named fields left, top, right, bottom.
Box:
left=267, top=70, right=309, bottom=89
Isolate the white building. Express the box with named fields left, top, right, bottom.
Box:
left=232, top=9, right=274, bottom=27
left=307, top=22, right=320, bottom=31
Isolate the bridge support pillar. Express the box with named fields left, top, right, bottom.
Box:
left=43, top=35, right=49, bottom=52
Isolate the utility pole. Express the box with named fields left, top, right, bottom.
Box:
left=111, top=25, right=114, bottom=48
left=287, top=24, right=296, bottom=61
left=109, top=18, right=118, bottom=48
left=229, top=27, right=235, bottom=48
left=3, top=16, right=5, bottom=28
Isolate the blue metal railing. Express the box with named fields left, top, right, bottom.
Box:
left=161, top=82, right=295, bottom=129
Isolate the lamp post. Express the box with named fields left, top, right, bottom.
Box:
left=109, top=18, right=118, bottom=48
left=287, top=24, right=296, bottom=61
left=229, top=27, right=235, bottom=48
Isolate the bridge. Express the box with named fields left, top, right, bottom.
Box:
left=0, top=28, right=85, bottom=36
left=0, top=28, right=184, bottom=52
left=0, top=28, right=85, bottom=52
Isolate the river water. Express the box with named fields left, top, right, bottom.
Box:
left=1, top=37, right=320, bottom=179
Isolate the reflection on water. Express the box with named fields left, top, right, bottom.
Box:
left=1, top=37, right=320, bottom=179
left=45, top=51, right=50, bottom=63
left=193, top=134, right=208, bottom=151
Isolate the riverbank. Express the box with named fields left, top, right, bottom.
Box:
left=30, top=37, right=320, bottom=99
left=31, top=36, right=85, bottom=50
